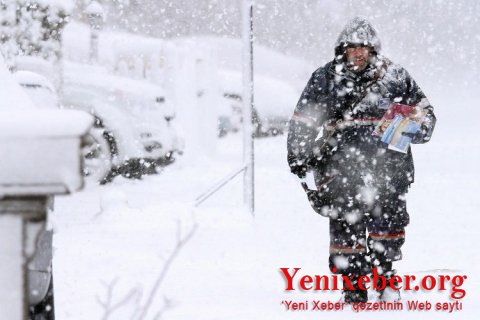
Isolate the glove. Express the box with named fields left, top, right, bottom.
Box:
left=301, top=182, right=334, bottom=217
left=306, top=189, right=332, bottom=217
left=401, top=130, right=424, bottom=143
left=401, top=131, right=420, bottom=138
left=290, top=163, right=308, bottom=178
left=401, top=132, right=415, bottom=138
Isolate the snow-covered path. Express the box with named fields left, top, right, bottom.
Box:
left=52, top=101, right=479, bottom=319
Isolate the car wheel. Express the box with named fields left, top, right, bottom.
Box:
left=156, top=151, right=176, bottom=167
left=82, top=128, right=116, bottom=183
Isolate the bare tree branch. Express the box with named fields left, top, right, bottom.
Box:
left=96, top=220, right=197, bottom=320
left=96, top=277, right=140, bottom=320
left=131, top=287, right=144, bottom=319
left=151, top=296, right=173, bottom=320
left=96, top=277, right=119, bottom=311
left=137, top=221, right=198, bottom=320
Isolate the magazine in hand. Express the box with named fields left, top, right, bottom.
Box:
left=373, top=103, right=426, bottom=153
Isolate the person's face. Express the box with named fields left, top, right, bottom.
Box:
left=346, top=46, right=372, bottom=71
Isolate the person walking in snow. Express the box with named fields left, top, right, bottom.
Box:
left=287, top=17, right=436, bottom=303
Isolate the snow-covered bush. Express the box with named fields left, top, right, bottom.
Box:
left=0, top=0, right=73, bottom=62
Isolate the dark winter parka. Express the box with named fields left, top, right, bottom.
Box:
left=287, top=18, right=436, bottom=198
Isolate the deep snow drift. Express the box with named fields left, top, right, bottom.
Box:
left=52, top=87, right=480, bottom=319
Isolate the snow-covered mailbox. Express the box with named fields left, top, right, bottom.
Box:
left=0, top=109, right=93, bottom=319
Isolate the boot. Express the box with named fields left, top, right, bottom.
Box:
left=341, top=277, right=368, bottom=304
left=376, top=262, right=401, bottom=302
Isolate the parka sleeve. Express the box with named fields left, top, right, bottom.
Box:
left=287, top=68, right=329, bottom=172
left=402, top=69, right=437, bottom=144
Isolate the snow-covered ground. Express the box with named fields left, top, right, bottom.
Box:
left=52, top=88, right=480, bottom=319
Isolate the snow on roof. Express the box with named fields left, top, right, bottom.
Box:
left=0, top=56, right=37, bottom=111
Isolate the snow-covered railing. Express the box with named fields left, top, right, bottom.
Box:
left=194, top=166, right=247, bottom=208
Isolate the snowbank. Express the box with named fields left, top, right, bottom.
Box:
left=52, top=129, right=480, bottom=319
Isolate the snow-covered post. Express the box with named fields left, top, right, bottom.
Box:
left=242, top=0, right=255, bottom=215
left=0, top=198, right=50, bottom=319
left=0, top=108, right=93, bottom=319
left=85, top=0, right=105, bottom=64
left=0, top=210, right=24, bottom=318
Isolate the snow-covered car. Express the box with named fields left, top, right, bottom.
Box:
left=11, top=68, right=109, bottom=183
left=219, top=92, right=262, bottom=137
left=62, top=62, right=183, bottom=182
left=218, top=92, right=242, bottom=137
left=218, top=70, right=298, bottom=137
left=15, top=56, right=59, bottom=87
left=13, top=70, right=59, bottom=109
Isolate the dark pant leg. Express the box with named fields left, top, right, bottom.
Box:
left=367, top=190, right=409, bottom=273
left=329, top=215, right=370, bottom=276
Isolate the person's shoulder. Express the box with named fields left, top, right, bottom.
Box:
left=382, top=57, right=408, bottom=74
left=310, top=61, right=334, bottom=82
left=382, top=57, right=410, bottom=78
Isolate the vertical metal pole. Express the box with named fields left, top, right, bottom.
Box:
left=242, top=0, right=255, bottom=215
